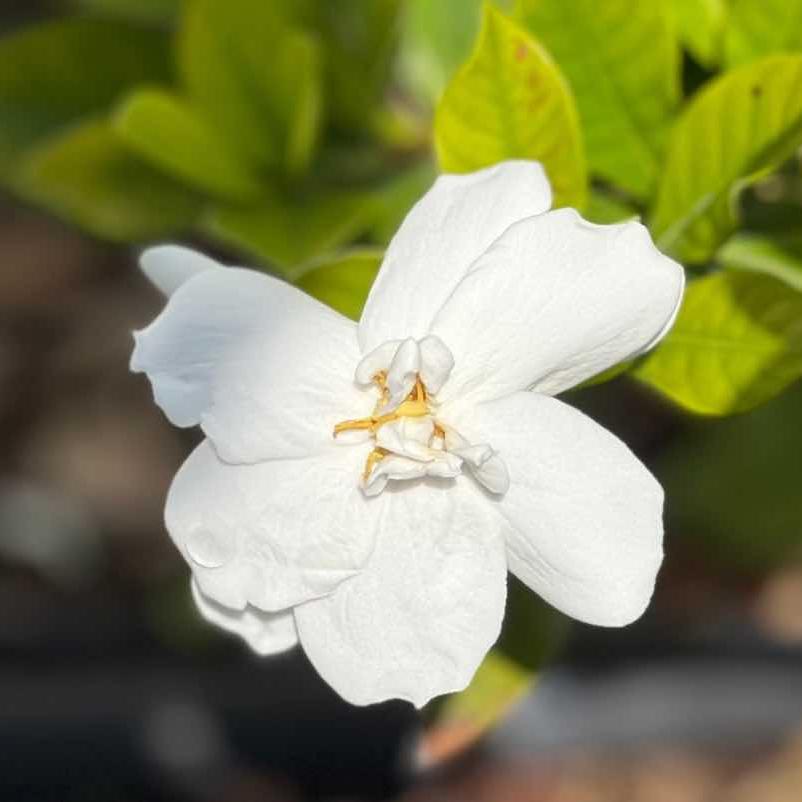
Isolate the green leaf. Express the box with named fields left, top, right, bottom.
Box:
left=650, top=54, right=802, bottom=264
left=584, top=191, right=639, bottom=224
left=316, top=0, right=402, bottom=132
left=177, top=0, right=322, bottom=175
left=432, top=650, right=534, bottom=747
left=720, top=233, right=802, bottom=293
left=435, top=5, right=586, bottom=209
left=670, top=0, right=727, bottom=68
left=725, top=0, right=802, bottom=67
left=114, top=89, right=262, bottom=202
left=74, top=0, right=181, bottom=24
left=367, top=161, right=437, bottom=245
left=0, top=18, right=170, bottom=178
left=207, top=189, right=375, bottom=276
left=295, top=249, right=383, bottom=320
left=398, top=0, right=484, bottom=105
left=515, top=0, right=679, bottom=198
left=635, top=271, right=802, bottom=415
left=20, top=120, right=202, bottom=242
left=657, top=381, right=802, bottom=572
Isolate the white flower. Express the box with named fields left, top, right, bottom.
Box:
left=131, top=161, right=684, bottom=708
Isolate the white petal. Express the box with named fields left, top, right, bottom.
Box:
left=385, top=338, right=420, bottom=410
left=140, top=245, right=223, bottom=296
left=458, top=392, right=664, bottom=627
left=419, top=335, right=454, bottom=395
left=444, top=428, right=509, bottom=495
left=359, top=161, right=552, bottom=353
left=355, top=340, right=401, bottom=385
left=432, top=209, right=685, bottom=404
left=166, top=440, right=380, bottom=611
left=295, top=480, right=507, bottom=707
left=131, top=264, right=365, bottom=461
left=375, top=417, right=435, bottom=460
left=191, top=579, right=298, bottom=656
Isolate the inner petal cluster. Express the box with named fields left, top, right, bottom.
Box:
left=334, top=336, right=510, bottom=497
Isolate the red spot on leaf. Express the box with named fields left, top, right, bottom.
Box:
left=515, top=41, right=529, bottom=62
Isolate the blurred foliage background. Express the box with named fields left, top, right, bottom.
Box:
left=1, top=0, right=802, bottom=800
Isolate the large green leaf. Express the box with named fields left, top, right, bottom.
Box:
left=0, top=18, right=170, bottom=177
left=635, top=271, right=802, bottom=415
left=19, top=121, right=202, bottom=242
left=435, top=5, right=586, bottom=208
left=650, top=54, right=802, bottom=264
left=725, top=0, right=802, bottom=67
left=177, top=0, right=322, bottom=175
left=114, top=89, right=262, bottom=202
left=295, top=249, right=383, bottom=320
left=720, top=233, right=802, bottom=293
left=515, top=0, right=679, bottom=198
left=207, top=189, right=375, bottom=276
left=670, top=0, right=727, bottom=68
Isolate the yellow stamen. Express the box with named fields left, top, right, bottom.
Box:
left=363, top=447, right=388, bottom=480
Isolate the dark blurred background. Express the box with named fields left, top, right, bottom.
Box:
left=2, top=2, right=802, bottom=801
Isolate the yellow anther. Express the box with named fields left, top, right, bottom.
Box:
left=333, top=374, right=431, bottom=438
left=363, top=447, right=388, bottom=480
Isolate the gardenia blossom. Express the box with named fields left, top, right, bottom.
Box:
left=131, top=161, right=684, bottom=707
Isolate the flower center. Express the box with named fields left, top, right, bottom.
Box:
left=331, top=336, right=510, bottom=498
left=333, top=372, right=440, bottom=480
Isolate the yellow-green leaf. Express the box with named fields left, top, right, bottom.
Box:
left=725, top=0, right=802, bottom=67
left=670, top=0, right=727, bottom=68
left=435, top=5, right=586, bottom=209
left=650, top=54, right=802, bottom=264
left=635, top=271, right=802, bottom=415
left=515, top=0, right=679, bottom=198
left=584, top=191, right=638, bottom=224
left=20, top=121, right=202, bottom=242
left=427, top=651, right=534, bottom=760
left=295, top=249, right=383, bottom=320
left=720, top=233, right=802, bottom=293
left=114, top=89, right=262, bottom=202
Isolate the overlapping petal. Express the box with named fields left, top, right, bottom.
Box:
left=165, top=440, right=381, bottom=611
left=359, top=161, right=552, bottom=353
left=294, top=480, right=507, bottom=707
left=191, top=579, right=298, bottom=656
left=131, top=255, right=366, bottom=461
left=140, top=244, right=223, bottom=296
left=454, top=392, right=664, bottom=627
left=431, top=209, right=684, bottom=405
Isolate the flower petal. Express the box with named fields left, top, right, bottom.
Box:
left=359, top=161, right=552, bottom=353
left=131, top=259, right=365, bottom=461
left=294, top=480, right=507, bottom=707
left=431, top=209, right=685, bottom=404
left=166, top=440, right=380, bottom=611
left=140, top=245, right=223, bottom=296
left=457, top=392, right=664, bottom=627
left=191, top=579, right=298, bottom=656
